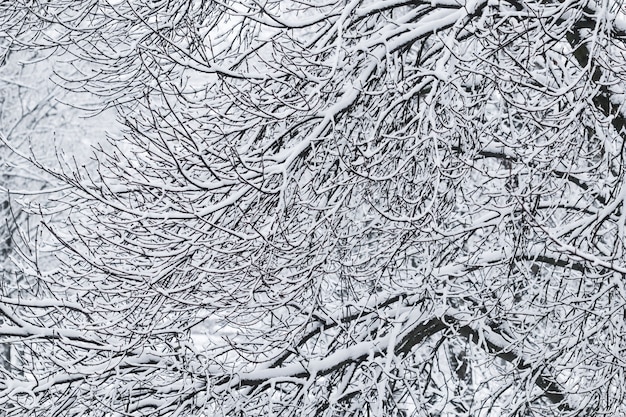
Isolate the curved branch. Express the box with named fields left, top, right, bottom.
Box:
left=205, top=311, right=572, bottom=412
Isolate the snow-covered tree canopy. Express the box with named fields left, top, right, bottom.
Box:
left=2, top=0, right=626, bottom=416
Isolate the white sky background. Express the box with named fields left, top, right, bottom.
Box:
left=0, top=49, right=119, bottom=175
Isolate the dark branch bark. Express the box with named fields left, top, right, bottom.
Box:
left=395, top=315, right=573, bottom=412
left=215, top=312, right=573, bottom=412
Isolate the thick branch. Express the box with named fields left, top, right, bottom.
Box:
left=210, top=312, right=572, bottom=412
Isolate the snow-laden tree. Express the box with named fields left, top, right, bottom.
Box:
left=3, top=0, right=626, bottom=416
